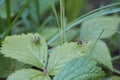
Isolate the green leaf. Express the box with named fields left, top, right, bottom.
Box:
left=47, top=42, right=90, bottom=75
left=109, top=26, right=120, bottom=49
left=80, top=16, right=120, bottom=40
left=39, top=27, right=59, bottom=41
left=48, top=7, right=120, bottom=45
left=111, top=76, right=120, bottom=80
left=1, top=33, right=47, bottom=69
left=7, top=69, right=51, bottom=80
left=0, top=54, right=13, bottom=78
left=0, top=54, right=30, bottom=78
left=53, top=57, right=105, bottom=80
left=50, top=28, right=79, bottom=46
left=39, top=27, right=79, bottom=46
left=85, top=40, right=113, bottom=70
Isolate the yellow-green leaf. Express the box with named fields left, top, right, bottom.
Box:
left=47, top=42, right=90, bottom=75
left=7, top=69, right=51, bottom=80
left=80, top=16, right=120, bottom=40
left=53, top=57, right=105, bottom=80
left=1, top=33, right=47, bottom=69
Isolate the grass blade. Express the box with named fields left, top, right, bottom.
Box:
left=0, top=0, right=31, bottom=42
left=50, top=0, right=60, bottom=28
left=5, top=0, right=11, bottom=25
left=47, top=7, right=120, bottom=45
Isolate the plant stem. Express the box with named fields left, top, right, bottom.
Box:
left=5, top=0, right=11, bottom=25
left=35, top=0, right=40, bottom=23
left=47, top=8, right=120, bottom=45
left=50, top=0, right=60, bottom=28
left=47, top=3, right=120, bottom=45
left=60, top=0, right=64, bottom=44
left=87, top=29, right=104, bottom=57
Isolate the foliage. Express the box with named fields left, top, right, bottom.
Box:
left=7, top=69, right=51, bottom=80
left=1, top=33, right=47, bottom=69
left=0, top=33, right=114, bottom=80
left=0, top=0, right=120, bottom=80
left=53, top=57, right=105, bottom=80
left=111, top=76, right=120, bottom=80
left=80, top=16, right=120, bottom=40
left=47, top=42, right=90, bottom=75
left=0, top=55, right=29, bottom=78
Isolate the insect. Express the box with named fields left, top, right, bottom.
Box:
left=77, top=39, right=87, bottom=45
left=33, top=36, right=40, bottom=44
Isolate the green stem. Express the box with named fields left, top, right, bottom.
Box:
left=60, top=0, right=63, bottom=44
left=47, top=3, right=120, bottom=45
left=62, top=0, right=66, bottom=42
left=0, top=15, right=4, bottom=33
left=5, top=0, right=11, bottom=25
left=35, top=0, right=40, bottom=23
left=47, top=8, right=120, bottom=45
left=87, top=29, right=104, bottom=57
left=76, top=2, right=120, bottom=20
left=50, top=0, right=60, bottom=28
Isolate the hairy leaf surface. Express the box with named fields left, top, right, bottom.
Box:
left=47, top=42, right=90, bottom=75
left=7, top=69, right=51, bottom=80
left=1, top=33, right=47, bottom=69
left=53, top=57, right=105, bottom=80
